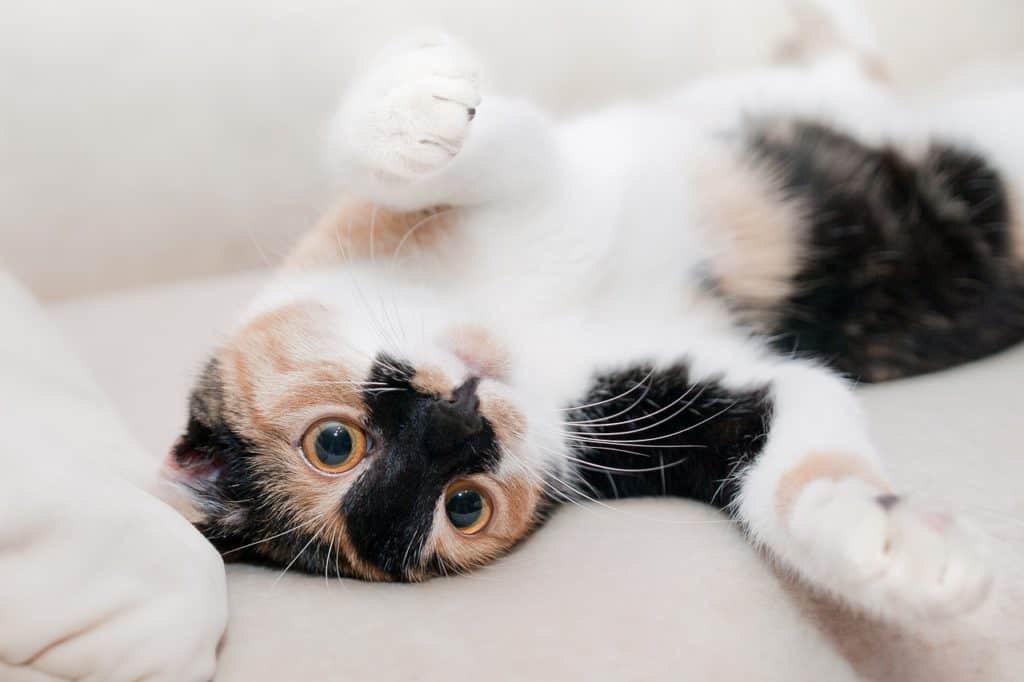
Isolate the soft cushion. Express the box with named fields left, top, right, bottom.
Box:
left=49, top=271, right=1024, bottom=681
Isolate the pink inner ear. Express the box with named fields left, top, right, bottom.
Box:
left=152, top=446, right=210, bottom=520
left=162, top=446, right=184, bottom=475
left=157, top=442, right=219, bottom=522
left=166, top=447, right=223, bottom=486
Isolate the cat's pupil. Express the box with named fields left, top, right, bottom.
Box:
left=314, top=422, right=353, bottom=466
left=446, top=489, right=483, bottom=528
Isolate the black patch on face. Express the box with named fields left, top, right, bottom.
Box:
left=173, top=353, right=506, bottom=580
left=566, top=363, right=772, bottom=509
left=175, top=354, right=505, bottom=581
left=342, top=354, right=501, bottom=579
left=745, top=120, right=1024, bottom=382
left=172, top=359, right=273, bottom=558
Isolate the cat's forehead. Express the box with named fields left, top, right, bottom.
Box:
left=230, top=299, right=344, bottom=366
left=215, top=300, right=370, bottom=438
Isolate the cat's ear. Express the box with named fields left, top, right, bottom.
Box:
left=161, top=358, right=250, bottom=530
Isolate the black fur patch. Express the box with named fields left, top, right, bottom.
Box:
left=565, top=363, right=772, bottom=509
left=344, top=355, right=502, bottom=579
left=746, top=120, right=1024, bottom=382
left=172, top=359, right=283, bottom=561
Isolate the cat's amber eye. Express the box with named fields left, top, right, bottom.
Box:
left=444, top=482, right=493, bottom=535
left=301, top=419, right=367, bottom=474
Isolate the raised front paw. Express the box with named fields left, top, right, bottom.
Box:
left=788, top=476, right=992, bottom=620
left=335, top=32, right=481, bottom=180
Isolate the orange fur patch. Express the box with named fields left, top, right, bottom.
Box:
left=410, top=365, right=451, bottom=397
left=422, top=473, right=542, bottom=573
left=441, top=324, right=510, bottom=379
left=265, top=364, right=364, bottom=425
left=479, top=392, right=526, bottom=444
left=775, top=452, right=891, bottom=519
left=217, top=301, right=344, bottom=437
left=692, top=147, right=806, bottom=316
left=285, top=197, right=455, bottom=268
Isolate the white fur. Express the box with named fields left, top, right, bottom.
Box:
left=243, top=2, right=1020, bottom=620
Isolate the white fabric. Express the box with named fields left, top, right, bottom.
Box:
left=47, top=271, right=1024, bottom=681
left=0, top=271, right=227, bottom=682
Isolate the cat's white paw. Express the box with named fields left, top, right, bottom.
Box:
left=335, top=33, right=481, bottom=180
left=788, top=477, right=992, bottom=620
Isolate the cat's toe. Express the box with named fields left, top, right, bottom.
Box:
left=386, top=77, right=479, bottom=174
left=789, top=478, right=992, bottom=620
left=883, top=503, right=992, bottom=617
left=336, top=33, right=481, bottom=180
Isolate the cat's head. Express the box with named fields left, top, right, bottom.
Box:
left=165, top=282, right=566, bottom=581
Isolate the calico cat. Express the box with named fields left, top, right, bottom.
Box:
left=165, top=3, right=1024, bottom=620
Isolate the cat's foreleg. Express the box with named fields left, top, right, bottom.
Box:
left=736, top=361, right=992, bottom=620
left=329, top=32, right=556, bottom=210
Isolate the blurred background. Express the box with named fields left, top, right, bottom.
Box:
left=3, top=0, right=1023, bottom=301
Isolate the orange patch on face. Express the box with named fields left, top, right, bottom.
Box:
left=441, top=324, right=510, bottom=379
left=410, top=365, right=451, bottom=397
left=266, top=362, right=365, bottom=420
left=479, top=392, right=525, bottom=444
left=228, top=301, right=329, bottom=376
left=775, top=452, right=892, bottom=519
left=215, top=302, right=369, bottom=436
left=424, top=473, right=543, bottom=574
left=285, top=197, right=456, bottom=268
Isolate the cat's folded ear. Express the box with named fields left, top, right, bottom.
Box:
left=160, top=358, right=251, bottom=531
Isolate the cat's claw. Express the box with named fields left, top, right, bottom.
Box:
left=335, top=32, right=481, bottom=180
left=788, top=477, right=992, bottom=620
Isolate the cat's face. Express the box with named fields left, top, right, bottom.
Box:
left=167, top=287, right=565, bottom=581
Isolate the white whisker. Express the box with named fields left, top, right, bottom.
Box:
left=563, top=385, right=705, bottom=437
left=556, top=367, right=656, bottom=412
left=221, top=517, right=319, bottom=556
